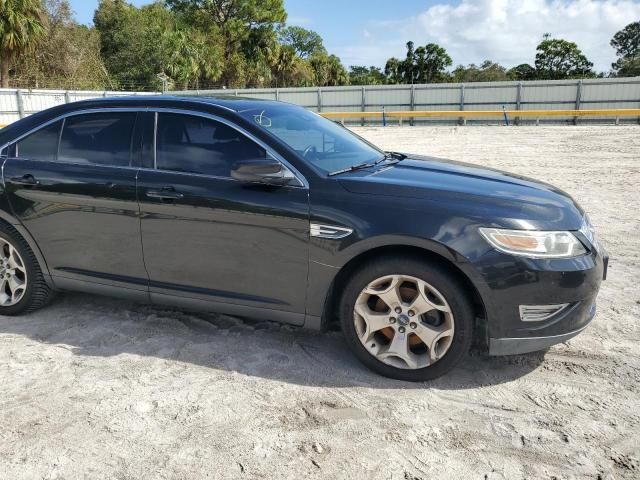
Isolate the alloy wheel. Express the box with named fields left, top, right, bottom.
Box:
left=353, top=274, right=455, bottom=370
left=0, top=237, right=28, bottom=307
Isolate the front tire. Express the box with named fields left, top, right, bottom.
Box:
left=339, top=255, right=474, bottom=381
left=0, top=223, right=53, bottom=316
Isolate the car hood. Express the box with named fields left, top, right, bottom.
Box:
left=338, top=155, right=585, bottom=230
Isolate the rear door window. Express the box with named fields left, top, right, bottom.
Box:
left=15, top=121, right=63, bottom=162
left=59, top=112, right=137, bottom=167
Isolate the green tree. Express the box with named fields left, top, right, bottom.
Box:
left=242, top=25, right=279, bottom=87
left=272, top=44, right=312, bottom=87
left=384, top=57, right=402, bottom=84
left=534, top=35, right=594, bottom=79
left=507, top=63, right=537, bottom=81
left=387, top=41, right=452, bottom=84
left=348, top=65, right=386, bottom=85
left=0, top=0, right=48, bottom=88
left=161, top=28, right=221, bottom=89
left=94, top=1, right=222, bottom=90
left=614, top=56, right=640, bottom=77
left=413, top=43, right=452, bottom=83
left=309, top=52, right=348, bottom=86
left=452, top=60, right=508, bottom=83
left=278, top=25, right=325, bottom=58
left=167, top=0, right=286, bottom=87
left=12, top=0, right=111, bottom=89
left=611, top=21, right=640, bottom=76
left=401, top=40, right=415, bottom=83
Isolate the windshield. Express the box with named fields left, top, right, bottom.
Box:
left=238, top=104, right=384, bottom=173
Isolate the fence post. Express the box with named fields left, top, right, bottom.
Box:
left=275, top=88, right=279, bottom=102
left=410, top=84, right=415, bottom=126
left=16, top=90, right=25, bottom=119
left=515, top=82, right=522, bottom=126
left=317, top=87, right=323, bottom=113
left=64, top=91, right=71, bottom=104
left=361, top=86, right=366, bottom=126
left=459, top=84, right=466, bottom=126
left=574, top=80, right=582, bottom=125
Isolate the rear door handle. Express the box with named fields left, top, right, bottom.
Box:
left=145, top=188, right=184, bottom=200
left=9, top=174, right=39, bottom=186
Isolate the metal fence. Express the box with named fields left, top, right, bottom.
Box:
left=2, top=77, right=640, bottom=126
left=0, top=89, right=159, bottom=125
left=174, top=77, right=640, bottom=124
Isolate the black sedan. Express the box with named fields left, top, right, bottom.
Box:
left=0, top=96, right=607, bottom=381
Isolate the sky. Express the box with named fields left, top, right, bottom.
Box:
left=70, top=0, right=640, bottom=72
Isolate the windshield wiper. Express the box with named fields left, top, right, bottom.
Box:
left=328, top=152, right=406, bottom=177
left=328, top=162, right=376, bottom=176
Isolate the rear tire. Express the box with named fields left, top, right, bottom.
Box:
left=339, top=255, right=473, bottom=381
left=0, top=223, right=54, bottom=316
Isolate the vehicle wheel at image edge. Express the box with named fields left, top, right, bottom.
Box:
left=0, top=223, right=54, bottom=316
left=339, top=255, right=474, bottom=381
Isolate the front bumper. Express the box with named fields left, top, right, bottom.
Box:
left=489, top=302, right=596, bottom=355
left=470, top=242, right=608, bottom=356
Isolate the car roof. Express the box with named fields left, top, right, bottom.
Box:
left=0, top=95, right=287, bottom=146
left=67, top=95, right=279, bottom=113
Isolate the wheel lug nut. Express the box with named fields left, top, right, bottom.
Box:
left=398, top=326, right=405, bottom=333
left=389, top=317, right=396, bottom=324
left=408, top=310, right=415, bottom=317
left=410, top=322, right=417, bottom=329
left=394, top=307, right=402, bottom=314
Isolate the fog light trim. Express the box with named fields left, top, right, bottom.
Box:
left=519, top=303, right=570, bottom=322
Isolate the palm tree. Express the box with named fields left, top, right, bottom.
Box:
left=273, top=45, right=302, bottom=87
left=384, top=57, right=402, bottom=84
left=0, top=0, right=48, bottom=88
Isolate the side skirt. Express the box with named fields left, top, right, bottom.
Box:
left=150, top=292, right=306, bottom=326
left=52, top=276, right=308, bottom=327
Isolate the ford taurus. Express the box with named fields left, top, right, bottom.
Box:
left=0, top=96, right=608, bottom=381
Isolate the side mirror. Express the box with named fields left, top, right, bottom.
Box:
left=231, top=158, right=297, bottom=186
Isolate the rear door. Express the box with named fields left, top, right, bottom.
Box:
left=2, top=110, right=149, bottom=292
left=137, top=111, right=310, bottom=320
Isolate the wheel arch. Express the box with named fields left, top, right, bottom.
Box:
left=320, top=244, right=489, bottom=348
left=0, top=213, right=54, bottom=286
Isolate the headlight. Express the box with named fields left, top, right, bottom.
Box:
left=479, top=228, right=586, bottom=258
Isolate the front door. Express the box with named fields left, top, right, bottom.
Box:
left=2, top=111, right=148, bottom=292
left=137, top=112, right=310, bottom=321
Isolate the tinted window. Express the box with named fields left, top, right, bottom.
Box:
left=16, top=121, right=62, bottom=162
left=156, top=113, right=266, bottom=177
left=59, top=112, right=136, bottom=166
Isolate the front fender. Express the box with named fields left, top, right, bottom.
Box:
left=305, top=233, right=492, bottom=327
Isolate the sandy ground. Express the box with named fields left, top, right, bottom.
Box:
left=1, top=126, right=639, bottom=479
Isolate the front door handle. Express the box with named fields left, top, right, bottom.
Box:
left=9, top=174, right=40, bottom=186
left=145, top=188, right=184, bottom=200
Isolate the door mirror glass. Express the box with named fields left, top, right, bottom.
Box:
left=231, top=158, right=297, bottom=186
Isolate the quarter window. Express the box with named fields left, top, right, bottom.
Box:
left=59, top=112, right=136, bottom=167
left=156, top=113, right=266, bottom=177
left=15, top=121, right=63, bottom=162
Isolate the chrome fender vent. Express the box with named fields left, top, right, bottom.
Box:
left=310, top=223, right=353, bottom=240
